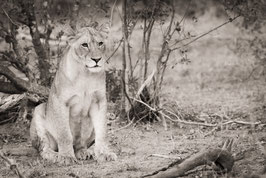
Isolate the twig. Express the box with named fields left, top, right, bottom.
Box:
left=163, top=109, right=181, bottom=120
left=169, top=0, right=192, bottom=38
left=203, top=127, right=218, bottom=137
left=110, top=118, right=135, bottom=133
left=242, top=65, right=262, bottom=81
left=221, top=120, right=261, bottom=126
left=0, top=150, right=25, bottom=178
left=161, top=110, right=217, bottom=127
left=171, top=15, right=241, bottom=51
left=110, top=0, right=118, bottom=27
left=179, top=0, right=192, bottom=24
left=161, top=108, right=217, bottom=127
left=106, top=38, right=123, bottom=64
left=1, top=7, right=19, bottom=26
left=169, top=36, right=190, bottom=48
left=149, top=154, right=182, bottom=160
left=164, top=1, right=175, bottom=38
left=130, top=97, right=157, bottom=112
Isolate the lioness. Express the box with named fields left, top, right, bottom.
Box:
left=30, top=24, right=117, bottom=164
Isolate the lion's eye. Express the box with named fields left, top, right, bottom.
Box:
left=98, top=42, right=104, bottom=46
left=81, top=43, right=88, bottom=48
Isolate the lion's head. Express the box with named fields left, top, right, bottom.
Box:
left=67, top=24, right=109, bottom=73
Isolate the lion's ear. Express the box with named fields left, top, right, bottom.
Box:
left=66, top=31, right=78, bottom=45
left=98, top=22, right=110, bottom=39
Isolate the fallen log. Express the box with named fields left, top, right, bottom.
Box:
left=143, top=139, right=234, bottom=178
left=0, top=94, right=26, bottom=113
left=0, top=93, right=47, bottom=124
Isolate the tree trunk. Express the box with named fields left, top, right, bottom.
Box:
left=18, top=1, right=51, bottom=86
left=121, top=0, right=128, bottom=117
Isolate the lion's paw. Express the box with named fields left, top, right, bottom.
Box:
left=40, top=149, right=58, bottom=162
left=56, top=154, right=77, bottom=165
left=75, top=148, right=93, bottom=160
left=41, top=149, right=77, bottom=165
left=94, top=146, right=117, bottom=162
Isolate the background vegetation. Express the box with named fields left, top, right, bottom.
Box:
left=0, top=0, right=265, bottom=177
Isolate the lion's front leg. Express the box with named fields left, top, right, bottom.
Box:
left=31, top=102, right=77, bottom=165
left=89, top=95, right=117, bottom=162
left=55, top=128, right=77, bottom=164
left=31, top=103, right=58, bottom=162
left=55, top=123, right=76, bottom=163
left=46, top=103, right=77, bottom=164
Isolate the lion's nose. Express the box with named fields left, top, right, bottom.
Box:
left=91, top=57, right=102, bottom=64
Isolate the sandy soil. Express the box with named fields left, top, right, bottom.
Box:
left=0, top=118, right=265, bottom=178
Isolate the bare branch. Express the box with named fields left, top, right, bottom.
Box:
left=149, top=154, right=182, bottom=160
left=171, top=15, right=241, bottom=51
left=110, top=0, right=119, bottom=27
left=130, top=97, right=157, bottom=112
left=161, top=110, right=217, bottom=127
left=221, top=120, right=261, bottom=126
left=179, top=0, right=192, bottom=24
left=169, top=36, right=190, bottom=48
left=1, top=7, right=19, bottom=26
left=164, top=1, right=175, bottom=38
left=106, top=38, right=123, bottom=64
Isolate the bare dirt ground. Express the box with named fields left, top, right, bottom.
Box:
left=0, top=108, right=265, bottom=178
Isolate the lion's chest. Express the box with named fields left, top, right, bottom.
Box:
left=67, top=91, right=96, bottom=118
left=65, top=76, right=104, bottom=118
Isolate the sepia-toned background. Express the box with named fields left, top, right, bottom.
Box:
left=0, top=0, right=265, bottom=177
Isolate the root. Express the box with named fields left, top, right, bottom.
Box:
left=0, top=150, right=25, bottom=178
